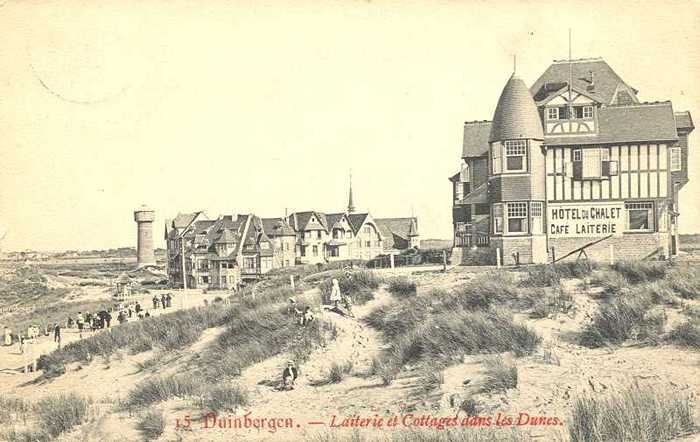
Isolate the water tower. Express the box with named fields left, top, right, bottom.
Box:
left=133, top=205, right=156, bottom=268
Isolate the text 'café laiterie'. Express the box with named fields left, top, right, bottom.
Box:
left=450, top=57, right=694, bottom=264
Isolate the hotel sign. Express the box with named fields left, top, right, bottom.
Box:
left=548, top=202, right=625, bottom=238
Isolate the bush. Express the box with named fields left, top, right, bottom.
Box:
left=590, top=270, right=628, bottom=295
left=125, top=375, right=200, bottom=409
left=579, top=294, right=665, bottom=348
left=669, top=319, right=700, bottom=349
left=197, top=384, right=248, bottom=413
left=444, top=272, right=519, bottom=311
left=34, top=393, right=91, bottom=440
left=325, top=360, right=353, bottom=384
left=665, top=266, right=700, bottom=299
left=387, top=277, right=417, bottom=297
left=569, top=386, right=695, bottom=442
left=612, top=260, right=668, bottom=284
left=480, top=356, right=517, bottom=394
left=138, top=409, right=165, bottom=441
left=369, top=358, right=399, bottom=386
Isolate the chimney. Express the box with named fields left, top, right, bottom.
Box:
left=589, top=70, right=595, bottom=86
left=231, top=214, right=239, bottom=222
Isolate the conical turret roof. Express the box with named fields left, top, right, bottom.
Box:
left=489, top=74, right=543, bottom=143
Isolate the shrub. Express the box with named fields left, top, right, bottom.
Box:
left=579, top=294, right=665, bottom=348
left=125, top=375, right=200, bottom=409
left=326, top=360, right=353, bottom=384
left=480, top=356, right=517, bottom=394
left=665, top=266, right=700, bottom=299
left=669, top=319, right=700, bottom=349
left=34, top=393, right=91, bottom=440
left=612, top=260, right=668, bottom=284
left=460, top=248, right=497, bottom=266
left=445, top=272, right=519, bottom=311
left=0, top=395, right=31, bottom=425
left=590, top=270, right=628, bottom=295
left=388, top=277, right=417, bottom=297
left=138, top=409, right=165, bottom=441
left=197, top=384, right=248, bottom=413
left=369, top=357, right=399, bottom=386
left=569, top=386, right=695, bottom=442
left=418, top=360, right=445, bottom=393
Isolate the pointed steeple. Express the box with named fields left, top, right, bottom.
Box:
left=347, top=170, right=356, bottom=213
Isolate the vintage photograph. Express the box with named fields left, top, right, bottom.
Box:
left=1, top=1, right=699, bottom=441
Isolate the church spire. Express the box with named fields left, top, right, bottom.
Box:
left=347, top=170, right=356, bottom=213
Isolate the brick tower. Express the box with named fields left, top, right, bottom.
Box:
left=134, top=205, right=156, bottom=268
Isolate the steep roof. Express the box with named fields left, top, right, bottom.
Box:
left=675, top=111, right=695, bottom=133
left=462, top=121, right=492, bottom=158
left=531, top=58, right=638, bottom=106
left=215, top=229, right=238, bottom=244
left=172, top=212, right=201, bottom=229
left=325, top=213, right=347, bottom=230
left=489, top=74, right=544, bottom=142
left=289, top=211, right=328, bottom=232
left=347, top=213, right=369, bottom=234
left=375, top=217, right=418, bottom=251
left=261, top=218, right=296, bottom=237
left=544, top=102, right=678, bottom=146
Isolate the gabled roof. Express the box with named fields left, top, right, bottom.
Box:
left=347, top=213, right=369, bottom=235
left=544, top=102, right=678, bottom=146
left=375, top=217, right=419, bottom=251
left=215, top=229, right=238, bottom=244
left=261, top=218, right=296, bottom=237
left=325, top=213, right=347, bottom=230
left=531, top=58, right=638, bottom=106
left=172, top=212, right=203, bottom=229
left=675, top=111, right=695, bottom=133
left=490, top=74, right=543, bottom=142
left=462, top=121, right=492, bottom=158
left=288, top=211, right=328, bottom=232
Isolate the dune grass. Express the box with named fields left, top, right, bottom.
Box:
left=480, top=356, right=518, bottom=394
left=669, top=318, right=700, bottom=349
left=3, top=393, right=92, bottom=442
left=568, top=386, right=695, bottom=442
left=137, top=409, right=166, bottom=441
left=520, top=261, right=596, bottom=288
left=125, top=375, right=200, bottom=409
left=195, top=384, right=249, bottom=413
left=387, top=277, right=417, bottom=297
left=318, top=270, right=381, bottom=305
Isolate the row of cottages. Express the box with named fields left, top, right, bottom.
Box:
left=450, top=57, right=694, bottom=264
left=164, top=212, right=292, bottom=289
left=165, top=209, right=420, bottom=288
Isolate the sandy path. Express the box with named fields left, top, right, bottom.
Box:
left=0, top=290, right=229, bottom=396
left=171, top=287, right=403, bottom=442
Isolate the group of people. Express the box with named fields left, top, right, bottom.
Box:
left=1, top=323, right=62, bottom=353
left=152, top=293, right=173, bottom=310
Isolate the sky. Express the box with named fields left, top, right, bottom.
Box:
left=0, top=0, right=699, bottom=252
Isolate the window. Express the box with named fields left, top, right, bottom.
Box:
left=366, top=241, right=371, bottom=247
left=504, top=140, right=527, bottom=172
left=626, top=202, right=654, bottom=231
left=312, top=245, right=318, bottom=256
left=492, top=144, right=502, bottom=174
left=460, top=162, right=469, bottom=182
left=345, top=231, right=352, bottom=239
left=531, top=202, right=543, bottom=234
left=221, top=276, right=227, bottom=285
left=493, top=204, right=503, bottom=234
left=260, top=242, right=269, bottom=250
left=583, top=106, right=593, bottom=119
left=364, top=226, right=371, bottom=234
left=547, top=107, right=559, bottom=120
left=670, top=147, right=682, bottom=171
left=284, top=260, right=289, bottom=267
left=573, top=148, right=617, bottom=179
left=316, top=230, right=322, bottom=240
left=506, top=202, right=528, bottom=233
left=244, top=257, right=256, bottom=269
left=300, top=245, right=306, bottom=257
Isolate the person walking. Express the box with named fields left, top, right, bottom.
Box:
left=329, top=278, right=342, bottom=308
left=3, top=326, right=11, bottom=346
left=76, top=312, right=85, bottom=338
left=161, top=295, right=167, bottom=309
left=53, top=323, right=61, bottom=349
left=165, top=293, right=172, bottom=308
left=135, top=302, right=142, bottom=314
left=152, top=294, right=159, bottom=309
